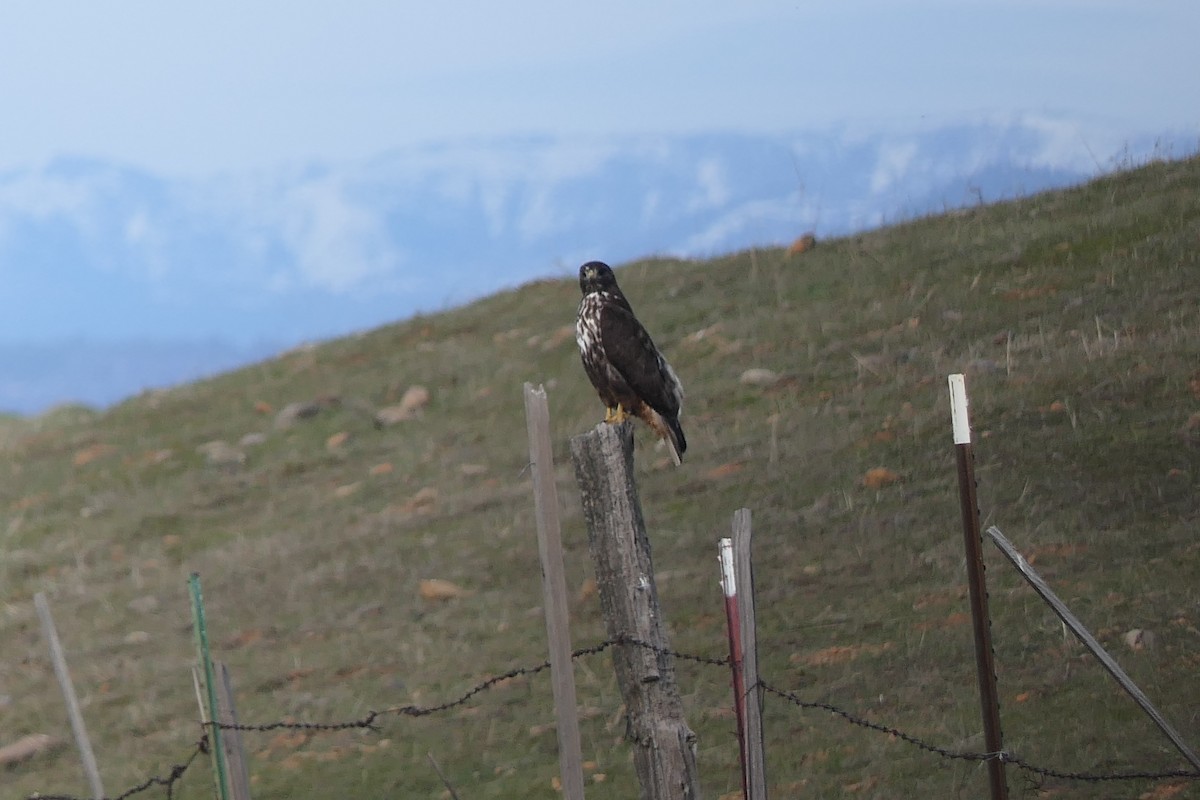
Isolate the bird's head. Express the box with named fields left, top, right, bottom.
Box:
left=579, top=261, right=618, bottom=294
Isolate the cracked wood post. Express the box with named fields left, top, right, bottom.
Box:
left=215, top=662, right=254, bottom=800
left=732, top=509, right=768, bottom=800
left=570, top=421, right=702, bottom=800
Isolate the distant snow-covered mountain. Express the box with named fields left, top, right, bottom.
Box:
left=0, top=115, right=1191, bottom=412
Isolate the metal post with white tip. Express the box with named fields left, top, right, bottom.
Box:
left=948, top=374, right=1009, bottom=800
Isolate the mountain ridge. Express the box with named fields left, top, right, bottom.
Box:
left=0, top=116, right=1191, bottom=412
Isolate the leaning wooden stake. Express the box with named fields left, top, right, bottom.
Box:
left=948, top=374, right=1009, bottom=800
left=524, top=382, right=587, bottom=800
left=732, top=509, right=768, bottom=800
left=570, top=421, right=702, bottom=800
left=34, top=592, right=105, bottom=800
left=216, top=662, right=254, bottom=800
left=987, top=525, right=1200, bottom=771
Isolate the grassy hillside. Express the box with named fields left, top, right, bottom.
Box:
left=3, top=155, right=1198, bottom=799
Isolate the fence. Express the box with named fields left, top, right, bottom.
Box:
left=26, top=636, right=1200, bottom=800
left=18, top=376, right=1200, bottom=800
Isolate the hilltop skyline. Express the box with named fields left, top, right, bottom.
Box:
left=1, top=119, right=1193, bottom=413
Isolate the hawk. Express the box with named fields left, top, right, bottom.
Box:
left=576, top=261, right=687, bottom=465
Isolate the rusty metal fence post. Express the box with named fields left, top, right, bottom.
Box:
left=948, top=374, right=1009, bottom=800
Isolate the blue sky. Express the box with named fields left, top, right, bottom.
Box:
left=2, top=2, right=1198, bottom=177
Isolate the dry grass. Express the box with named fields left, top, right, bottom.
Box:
left=1, top=154, right=1198, bottom=799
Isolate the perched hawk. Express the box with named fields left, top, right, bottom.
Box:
left=576, top=261, right=687, bottom=465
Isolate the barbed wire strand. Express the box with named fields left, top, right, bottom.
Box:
left=758, top=679, right=1200, bottom=784
left=30, top=736, right=207, bottom=800
left=28, top=637, right=1199, bottom=800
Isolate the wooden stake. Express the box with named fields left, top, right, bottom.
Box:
left=427, top=751, right=463, bottom=800
left=733, top=510, right=768, bottom=800
left=34, top=592, right=105, bottom=800
left=570, top=421, right=702, bottom=800
left=524, top=382, right=587, bottom=800
left=987, top=525, right=1200, bottom=771
left=216, top=662, right=254, bottom=800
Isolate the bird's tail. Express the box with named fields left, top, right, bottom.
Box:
left=638, top=407, right=687, bottom=466
left=663, top=414, right=687, bottom=466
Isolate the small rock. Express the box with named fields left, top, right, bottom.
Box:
left=459, top=463, right=488, bottom=477
left=197, top=440, right=245, bottom=466
left=374, top=405, right=410, bottom=427
left=541, top=325, right=577, bottom=352
left=374, top=387, right=431, bottom=426
left=419, top=579, right=473, bottom=601
left=403, top=487, right=438, bottom=514
left=72, top=443, right=116, bottom=468
left=326, top=431, right=351, bottom=450
left=740, top=368, right=780, bottom=387
left=705, top=461, right=747, bottom=481
left=684, top=322, right=725, bottom=344
left=0, top=733, right=59, bottom=766
left=786, top=232, right=817, bottom=256
left=140, top=448, right=174, bottom=466
left=333, top=482, right=361, bottom=499
left=862, top=467, right=902, bottom=489
left=124, top=630, right=151, bottom=645
left=274, top=401, right=322, bottom=429
left=1123, top=628, right=1154, bottom=651
left=399, top=385, right=431, bottom=414
left=239, top=432, right=267, bottom=447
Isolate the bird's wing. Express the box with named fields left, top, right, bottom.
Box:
left=598, top=301, right=682, bottom=417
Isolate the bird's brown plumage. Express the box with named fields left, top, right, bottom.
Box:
left=575, top=261, right=686, bottom=464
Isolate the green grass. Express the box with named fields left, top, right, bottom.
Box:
left=3, top=155, right=1199, bottom=799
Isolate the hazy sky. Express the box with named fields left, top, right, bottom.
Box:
left=2, top=1, right=1198, bottom=176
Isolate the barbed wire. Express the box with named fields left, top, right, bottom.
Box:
left=759, top=679, right=1200, bottom=784
left=30, top=738, right=207, bottom=800
left=28, top=637, right=1198, bottom=800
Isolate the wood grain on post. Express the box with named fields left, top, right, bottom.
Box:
left=732, top=509, right=768, bottom=800
left=570, top=421, right=702, bottom=800
left=216, top=662, right=254, bottom=800
left=524, top=382, right=587, bottom=800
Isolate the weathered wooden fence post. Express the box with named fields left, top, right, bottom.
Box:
left=732, top=509, right=768, bottom=800
left=34, top=592, right=105, bottom=800
left=216, top=662, right=254, bottom=800
left=524, top=382, right=587, bottom=800
left=570, top=421, right=702, bottom=800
